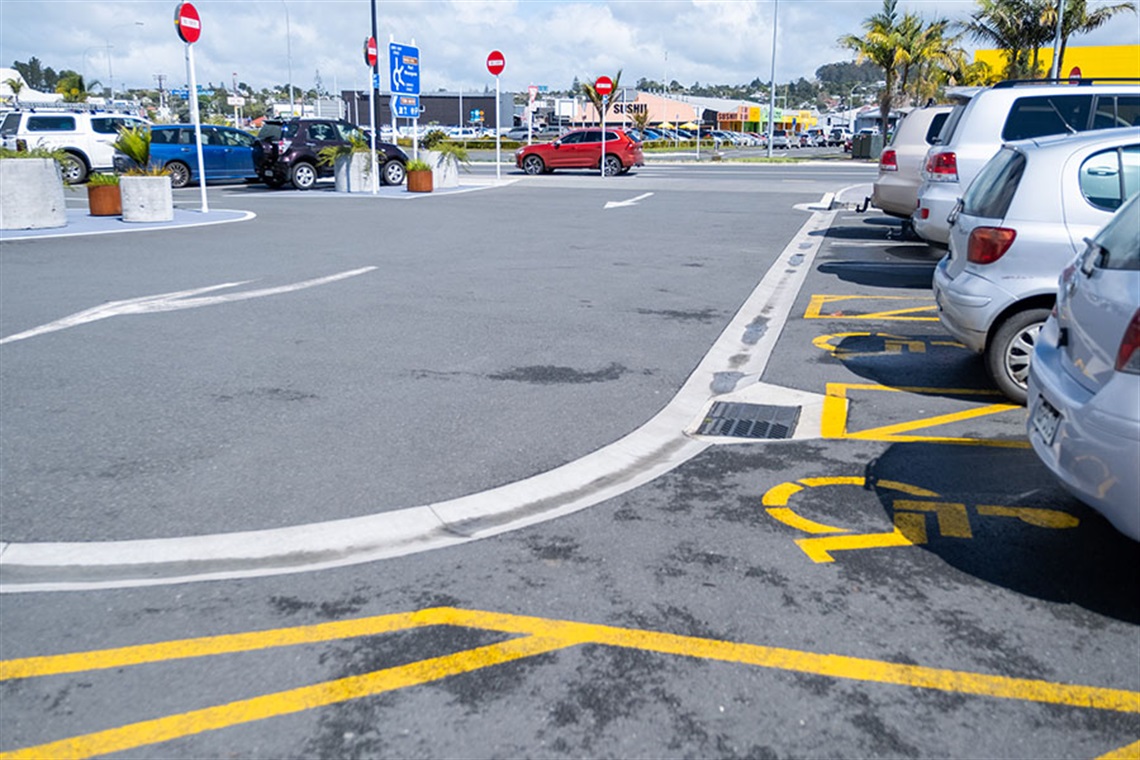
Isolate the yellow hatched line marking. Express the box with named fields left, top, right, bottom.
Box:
left=1099, top=738, right=1140, bottom=759
left=804, top=294, right=939, bottom=322
left=2, top=607, right=1137, bottom=759
left=822, top=383, right=1029, bottom=448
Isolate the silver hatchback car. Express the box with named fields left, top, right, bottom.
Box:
left=933, top=127, right=1140, bottom=403
left=1026, top=193, right=1140, bottom=541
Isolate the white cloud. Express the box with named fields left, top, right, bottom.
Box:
left=0, top=0, right=1136, bottom=97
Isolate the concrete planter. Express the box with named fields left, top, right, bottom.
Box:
left=423, top=149, right=459, bottom=189
left=121, top=175, right=173, bottom=222
left=0, top=158, right=67, bottom=230
left=333, top=153, right=374, bottom=193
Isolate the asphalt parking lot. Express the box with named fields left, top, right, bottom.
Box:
left=1, top=162, right=1136, bottom=759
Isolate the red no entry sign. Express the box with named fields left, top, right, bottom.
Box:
left=174, top=2, right=201, bottom=44
left=595, top=76, right=614, bottom=96
left=486, top=50, right=505, bottom=76
left=364, top=37, right=378, bottom=67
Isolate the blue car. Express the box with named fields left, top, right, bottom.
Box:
left=114, top=124, right=259, bottom=188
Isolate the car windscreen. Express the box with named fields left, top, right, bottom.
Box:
left=0, top=112, right=20, bottom=136
left=962, top=147, right=1026, bottom=219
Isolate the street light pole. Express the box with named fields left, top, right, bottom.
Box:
left=766, top=0, right=778, bottom=158
left=282, top=0, right=295, bottom=115
left=106, top=21, right=144, bottom=101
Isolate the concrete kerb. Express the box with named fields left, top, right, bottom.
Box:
left=0, top=208, right=255, bottom=242
left=0, top=195, right=839, bottom=593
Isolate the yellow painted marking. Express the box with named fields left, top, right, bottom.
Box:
left=763, top=477, right=941, bottom=538
left=766, top=507, right=851, bottom=535
left=804, top=294, right=939, bottom=322
left=796, top=526, right=919, bottom=562
left=0, top=634, right=569, bottom=760
left=2, top=607, right=1138, bottom=759
left=894, top=500, right=973, bottom=538
left=811, top=331, right=872, bottom=353
left=0, top=609, right=432, bottom=681
left=893, top=512, right=930, bottom=543
left=760, top=480, right=804, bottom=507
left=977, top=505, right=1080, bottom=529
left=821, top=383, right=1029, bottom=448
left=1099, top=738, right=1140, bottom=759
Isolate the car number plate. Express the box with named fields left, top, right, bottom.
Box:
left=1031, top=396, right=1061, bottom=445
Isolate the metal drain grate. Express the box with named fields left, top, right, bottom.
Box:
left=696, top=402, right=800, bottom=440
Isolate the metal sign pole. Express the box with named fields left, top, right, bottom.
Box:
left=187, top=43, right=208, bottom=212
left=369, top=78, right=377, bottom=194
left=600, top=96, right=606, bottom=177
left=495, top=74, right=501, bottom=181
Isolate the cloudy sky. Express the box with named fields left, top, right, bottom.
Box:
left=1, top=0, right=1136, bottom=96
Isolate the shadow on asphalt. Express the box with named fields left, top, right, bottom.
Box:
left=816, top=261, right=937, bottom=289
left=866, top=443, right=1140, bottom=624
left=824, top=332, right=994, bottom=392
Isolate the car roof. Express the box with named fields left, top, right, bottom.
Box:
left=1008, top=125, right=1140, bottom=153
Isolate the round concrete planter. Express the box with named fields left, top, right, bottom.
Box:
left=333, top=153, right=373, bottom=193
left=0, top=158, right=67, bottom=230
left=120, top=175, right=173, bottom=222
left=423, top=149, right=459, bottom=189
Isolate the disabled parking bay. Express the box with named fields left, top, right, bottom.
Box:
left=1, top=170, right=1135, bottom=759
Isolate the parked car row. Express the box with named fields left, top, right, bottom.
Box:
left=871, top=78, right=1139, bottom=541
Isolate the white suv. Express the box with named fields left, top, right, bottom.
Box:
left=914, top=80, right=1140, bottom=246
left=0, top=109, right=150, bottom=184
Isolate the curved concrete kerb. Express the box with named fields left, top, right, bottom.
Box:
left=0, top=199, right=839, bottom=592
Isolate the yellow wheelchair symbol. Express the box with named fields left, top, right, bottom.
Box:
left=762, top=476, right=1079, bottom=563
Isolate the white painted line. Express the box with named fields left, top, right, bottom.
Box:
left=0, top=209, right=255, bottom=242
left=604, top=192, right=654, bottom=209
left=0, top=268, right=378, bottom=345
left=0, top=200, right=838, bottom=592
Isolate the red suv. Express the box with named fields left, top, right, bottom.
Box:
left=515, top=128, right=644, bottom=176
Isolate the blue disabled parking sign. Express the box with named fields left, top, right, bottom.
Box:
left=389, top=43, right=420, bottom=95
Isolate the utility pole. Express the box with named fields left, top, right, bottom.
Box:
left=153, top=73, right=167, bottom=112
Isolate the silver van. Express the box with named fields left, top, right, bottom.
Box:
left=914, top=80, right=1140, bottom=246
left=872, top=104, right=952, bottom=224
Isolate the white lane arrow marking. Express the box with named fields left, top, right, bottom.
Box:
left=0, top=267, right=378, bottom=345
left=604, top=192, right=654, bottom=210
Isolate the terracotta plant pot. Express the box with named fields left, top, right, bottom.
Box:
left=406, top=169, right=433, bottom=193
left=87, top=184, right=122, bottom=216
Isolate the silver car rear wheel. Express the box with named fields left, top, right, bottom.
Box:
left=987, top=307, right=1050, bottom=405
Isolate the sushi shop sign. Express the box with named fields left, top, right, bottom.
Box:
left=612, top=102, right=648, bottom=115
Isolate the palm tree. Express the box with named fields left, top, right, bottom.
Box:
left=840, top=0, right=905, bottom=132
left=4, top=77, right=23, bottom=105
left=896, top=16, right=960, bottom=104
left=581, top=70, right=622, bottom=125
left=963, top=0, right=1054, bottom=78
left=1040, top=0, right=1136, bottom=76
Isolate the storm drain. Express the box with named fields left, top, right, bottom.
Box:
left=696, top=402, right=800, bottom=440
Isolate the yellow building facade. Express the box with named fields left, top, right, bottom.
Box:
left=974, top=44, right=1140, bottom=79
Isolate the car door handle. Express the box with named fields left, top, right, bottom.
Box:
left=1086, top=167, right=1118, bottom=176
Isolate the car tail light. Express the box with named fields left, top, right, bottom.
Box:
left=1115, top=309, right=1140, bottom=373
left=879, top=149, right=898, bottom=171
left=925, top=151, right=958, bottom=182
left=966, top=227, right=1017, bottom=264
left=276, top=138, right=292, bottom=153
